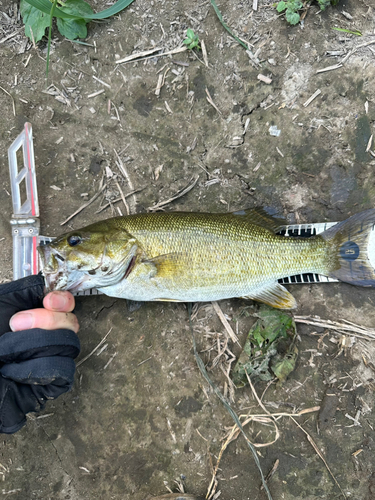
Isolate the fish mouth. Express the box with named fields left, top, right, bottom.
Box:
left=37, top=244, right=90, bottom=292
left=38, top=242, right=138, bottom=293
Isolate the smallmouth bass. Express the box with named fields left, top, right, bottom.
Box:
left=38, top=208, right=375, bottom=309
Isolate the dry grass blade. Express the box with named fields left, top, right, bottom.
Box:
left=116, top=47, right=162, bottom=63
left=208, top=406, right=320, bottom=498
left=294, top=316, right=375, bottom=341
left=303, top=89, right=321, bottom=107
left=316, top=63, right=343, bottom=74
left=290, top=417, right=346, bottom=499
left=211, top=301, right=239, bottom=344
left=205, top=87, right=222, bottom=115
left=114, top=149, right=136, bottom=212
left=245, top=371, right=269, bottom=414
left=76, top=328, right=113, bottom=367
left=148, top=176, right=199, bottom=211
left=116, top=46, right=187, bottom=64
left=201, top=39, right=209, bottom=67
left=261, top=459, right=279, bottom=491
left=115, top=180, right=130, bottom=215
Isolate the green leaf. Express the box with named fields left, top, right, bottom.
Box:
left=286, top=10, right=300, bottom=25
left=23, top=0, right=136, bottom=20
left=60, top=0, right=94, bottom=19
left=57, top=17, right=88, bottom=39
left=332, top=27, right=362, bottom=36
left=183, top=29, right=200, bottom=50
left=210, top=0, right=248, bottom=50
left=318, top=0, right=331, bottom=9
left=20, top=0, right=50, bottom=42
left=270, top=347, right=298, bottom=383
left=56, top=0, right=93, bottom=40
left=276, top=1, right=287, bottom=12
left=231, top=306, right=298, bottom=386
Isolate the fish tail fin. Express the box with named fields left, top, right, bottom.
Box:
left=322, top=209, right=375, bottom=286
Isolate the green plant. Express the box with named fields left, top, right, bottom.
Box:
left=276, top=0, right=340, bottom=26
left=276, top=0, right=303, bottom=25
left=183, top=28, right=200, bottom=50
left=20, top=0, right=136, bottom=75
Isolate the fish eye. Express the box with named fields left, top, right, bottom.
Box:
left=67, top=235, right=82, bottom=247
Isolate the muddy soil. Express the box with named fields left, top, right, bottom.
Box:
left=1, top=0, right=375, bottom=499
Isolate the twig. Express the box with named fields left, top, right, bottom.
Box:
left=116, top=47, right=162, bottom=63
left=60, top=183, right=107, bottom=225
left=92, top=75, right=111, bottom=88
left=294, top=316, right=375, bottom=341
left=303, top=89, right=321, bottom=107
left=0, top=29, right=22, bottom=44
left=316, top=63, right=343, bottom=74
left=316, top=39, right=375, bottom=74
left=147, top=176, right=199, bottom=211
left=116, top=46, right=187, bottom=64
left=211, top=301, right=239, bottom=344
left=87, top=89, right=105, bottom=98
left=76, top=328, right=112, bottom=367
left=257, top=74, right=272, bottom=84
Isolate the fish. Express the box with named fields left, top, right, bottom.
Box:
left=37, top=207, right=375, bottom=309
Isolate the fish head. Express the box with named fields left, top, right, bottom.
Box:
left=38, top=222, right=138, bottom=293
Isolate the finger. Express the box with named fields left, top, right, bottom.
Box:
left=43, top=291, right=75, bottom=313
left=10, top=309, right=79, bottom=334
left=0, top=275, right=45, bottom=336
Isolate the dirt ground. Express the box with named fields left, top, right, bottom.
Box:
left=1, top=0, right=375, bottom=498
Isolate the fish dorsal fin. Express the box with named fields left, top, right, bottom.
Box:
left=231, top=207, right=286, bottom=233
left=244, top=282, right=297, bottom=310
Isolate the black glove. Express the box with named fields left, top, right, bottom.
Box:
left=0, top=275, right=80, bottom=434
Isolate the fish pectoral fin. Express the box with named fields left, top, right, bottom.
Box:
left=232, top=207, right=286, bottom=233
left=144, top=253, right=186, bottom=278
left=244, top=283, right=297, bottom=310
left=130, top=261, right=158, bottom=280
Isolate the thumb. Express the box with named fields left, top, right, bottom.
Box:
left=0, top=275, right=45, bottom=335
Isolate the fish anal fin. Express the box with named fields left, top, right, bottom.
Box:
left=244, top=283, right=297, bottom=310
left=232, top=207, right=286, bottom=233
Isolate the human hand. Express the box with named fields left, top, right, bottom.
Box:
left=0, top=275, right=80, bottom=434
left=10, top=289, right=79, bottom=334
